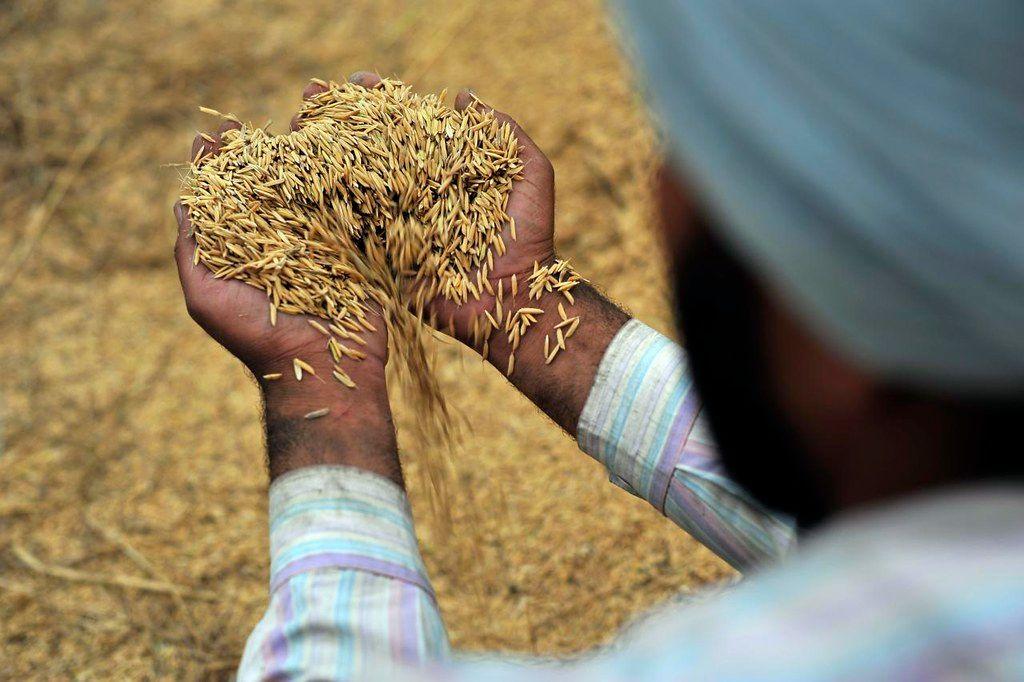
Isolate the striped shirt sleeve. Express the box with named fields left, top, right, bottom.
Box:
left=578, top=319, right=796, bottom=570
left=237, top=466, right=449, bottom=680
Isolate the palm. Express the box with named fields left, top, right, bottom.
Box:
left=423, top=89, right=556, bottom=340
left=174, top=120, right=388, bottom=376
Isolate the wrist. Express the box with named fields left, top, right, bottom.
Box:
left=482, top=281, right=631, bottom=434
left=449, top=253, right=559, bottom=352
left=475, top=256, right=585, bottom=372
left=260, top=356, right=400, bottom=485
left=258, top=350, right=386, bottom=402
left=481, top=284, right=564, bottom=372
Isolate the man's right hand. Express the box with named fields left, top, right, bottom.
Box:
left=429, top=87, right=558, bottom=347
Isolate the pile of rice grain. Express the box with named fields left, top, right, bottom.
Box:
left=181, top=78, right=526, bottom=440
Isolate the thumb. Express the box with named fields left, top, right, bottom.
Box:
left=173, top=201, right=210, bottom=290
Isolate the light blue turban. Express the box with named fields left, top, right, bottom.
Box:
left=614, top=0, right=1024, bottom=393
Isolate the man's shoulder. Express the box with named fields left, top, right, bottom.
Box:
left=610, top=486, right=1024, bottom=680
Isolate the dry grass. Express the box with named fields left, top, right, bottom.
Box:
left=0, top=0, right=733, bottom=678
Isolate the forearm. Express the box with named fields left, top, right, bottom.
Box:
left=479, top=280, right=631, bottom=435
left=467, top=277, right=795, bottom=569
left=239, top=465, right=449, bottom=680
left=578, top=320, right=797, bottom=568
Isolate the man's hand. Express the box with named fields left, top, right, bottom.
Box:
left=430, top=87, right=557, bottom=343
left=302, top=72, right=557, bottom=348
left=173, top=99, right=399, bottom=484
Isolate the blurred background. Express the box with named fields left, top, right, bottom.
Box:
left=0, top=1, right=732, bottom=677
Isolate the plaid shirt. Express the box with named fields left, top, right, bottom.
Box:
left=237, top=322, right=1024, bottom=680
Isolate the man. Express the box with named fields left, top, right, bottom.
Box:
left=174, top=2, right=1024, bottom=679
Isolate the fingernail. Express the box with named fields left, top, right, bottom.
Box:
left=348, top=71, right=368, bottom=84
left=173, top=201, right=183, bottom=224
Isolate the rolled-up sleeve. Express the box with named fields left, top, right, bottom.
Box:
left=578, top=320, right=796, bottom=570
left=238, top=466, right=449, bottom=681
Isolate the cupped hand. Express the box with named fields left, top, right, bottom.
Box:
left=173, top=114, right=388, bottom=385
left=299, top=71, right=557, bottom=351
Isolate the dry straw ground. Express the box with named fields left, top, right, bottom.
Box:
left=0, top=1, right=732, bottom=678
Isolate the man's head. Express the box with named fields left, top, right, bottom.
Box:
left=613, top=0, right=1024, bottom=526
left=658, top=167, right=1024, bottom=528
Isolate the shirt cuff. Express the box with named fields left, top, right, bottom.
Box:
left=268, top=465, right=434, bottom=602
left=578, top=319, right=702, bottom=511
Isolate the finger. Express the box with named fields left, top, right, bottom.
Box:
left=191, top=118, right=242, bottom=164
left=453, top=89, right=478, bottom=112
left=348, top=71, right=382, bottom=88
left=173, top=201, right=197, bottom=276
left=190, top=132, right=215, bottom=164
left=217, top=119, right=242, bottom=135
left=302, top=81, right=329, bottom=100
left=173, top=200, right=222, bottom=324
left=173, top=200, right=218, bottom=322
left=454, top=89, right=548, bottom=171
left=212, top=119, right=242, bottom=154
left=293, top=81, right=330, bottom=131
